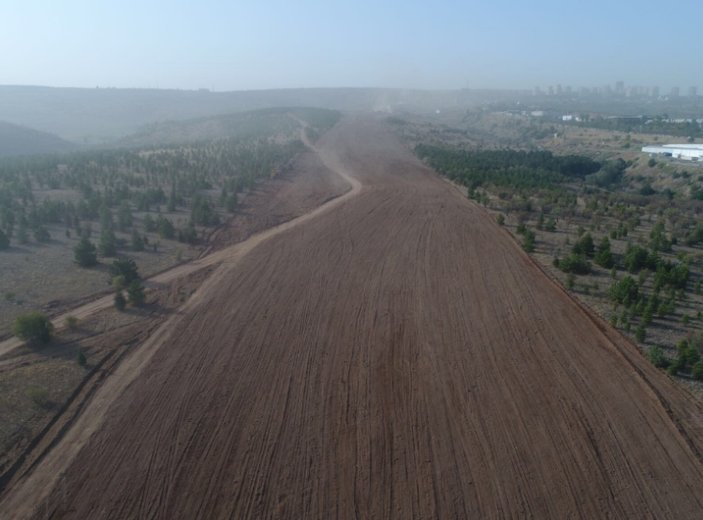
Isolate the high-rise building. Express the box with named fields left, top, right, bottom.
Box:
left=615, top=80, right=625, bottom=94
left=689, top=86, right=698, bottom=97
left=671, top=86, right=680, bottom=97
left=652, top=86, right=660, bottom=98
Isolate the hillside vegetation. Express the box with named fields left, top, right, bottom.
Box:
left=0, top=121, right=74, bottom=158
left=0, top=108, right=339, bottom=334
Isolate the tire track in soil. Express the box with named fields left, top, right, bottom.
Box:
left=4, top=115, right=703, bottom=519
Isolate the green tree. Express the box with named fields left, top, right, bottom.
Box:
left=624, top=245, right=655, bottom=273
left=13, top=312, right=53, bottom=344
left=693, top=361, right=703, bottom=381
left=609, top=276, right=639, bottom=305
left=594, top=236, right=614, bottom=268
left=522, top=229, right=536, bottom=253
left=157, top=216, right=175, bottom=239
left=143, top=214, right=156, bottom=232
left=127, top=280, right=145, bottom=307
left=635, top=325, right=646, bottom=343
left=555, top=254, right=591, bottom=275
left=0, top=229, right=9, bottom=250
left=649, top=220, right=671, bottom=252
left=225, top=194, right=238, bottom=213
left=17, top=220, right=29, bottom=244
left=109, top=257, right=140, bottom=284
left=167, top=184, right=177, bottom=212
left=647, top=345, right=668, bottom=368
left=131, top=229, right=145, bottom=251
left=178, top=222, right=198, bottom=244
left=99, top=204, right=113, bottom=230
left=99, top=228, right=117, bottom=257
left=572, top=233, right=595, bottom=257
left=33, top=226, right=51, bottom=242
left=117, top=201, right=133, bottom=232
left=114, top=291, right=126, bottom=311
left=191, top=195, right=220, bottom=227
left=112, top=275, right=127, bottom=292
left=74, top=237, right=98, bottom=267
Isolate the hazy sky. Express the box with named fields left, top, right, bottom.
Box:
left=2, top=0, right=701, bottom=91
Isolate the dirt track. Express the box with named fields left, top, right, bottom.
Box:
left=4, top=116, right=703, bottom=518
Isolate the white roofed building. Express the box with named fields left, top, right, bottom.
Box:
left=642, top=144, right=703, bottom=161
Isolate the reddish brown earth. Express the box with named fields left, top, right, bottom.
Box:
left=4, top=116, right=703, bottom=518
left=208, top=147, right=349, bottom=251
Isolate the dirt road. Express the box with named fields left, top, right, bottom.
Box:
left=4, top=116, right=703, bottom=518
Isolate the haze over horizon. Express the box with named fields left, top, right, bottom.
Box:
left=2, top=0, right=702, bottom=92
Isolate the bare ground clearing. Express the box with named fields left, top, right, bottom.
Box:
left=3, top=116, right=703, bottom=518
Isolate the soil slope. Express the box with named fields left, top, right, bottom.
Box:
left=4, top=116, right=703, bottom=519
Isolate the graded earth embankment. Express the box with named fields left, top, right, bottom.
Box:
left=4, top=116, right=703, bottom=519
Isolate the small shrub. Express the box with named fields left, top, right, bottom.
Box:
left=566, top=273, right=575, bottom=290
left=27, top=387, right=52, bottom=409
left=65, top=315, right=79, bottom=330
left=77, top=350, right=87, bottom=367
left=692, top=361, right=703, bottom=381
left=647, top=345, right=668, bottom=368
left=112, top=275, right=127, bottom=292
left=635, top=325, right=646, bottom=343
left=557, top=254, right=591, bottom=275
left=13, top=312, right=53, bottom=344
left=496, top=214, right=505, bottom=226
left=522, top=230, right=536, bottom=252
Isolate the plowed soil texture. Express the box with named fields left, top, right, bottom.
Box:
left=3, top=116, right=703, bottom=519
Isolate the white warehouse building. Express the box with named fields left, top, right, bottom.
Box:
left=642, top=143, right=703, bottom=161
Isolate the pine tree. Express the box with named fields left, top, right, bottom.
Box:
left=74, top=237, right=98, bottom=267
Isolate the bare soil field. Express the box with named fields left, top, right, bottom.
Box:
left=208, top=148, right=349, bottom=251
left=3, top=116, right=703, bottom=518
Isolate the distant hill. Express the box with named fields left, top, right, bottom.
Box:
left=119, top=107, right=340, bottom=148
left=0, top=86, right=520, bottom=144
left=0, top=120, right=75, bottom=157
left=120, top=108, right=300, bottom=148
